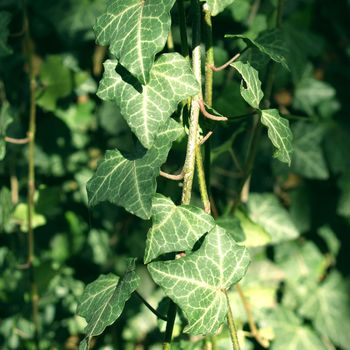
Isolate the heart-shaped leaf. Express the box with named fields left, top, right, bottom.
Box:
left=231, top=61, right=263, bottom=109
left=98, top=53, right=199, bottom=149
left=260, top=109, right=293, bottom=165
left=94, top=0, right=175, bottom=84
left=87, top=119, right=183, bottom=219
left=144, top=194, right=215, bottom=263
left=77, top=259, right=140, bottom=349
left=148, top=225, right=250, bottom=335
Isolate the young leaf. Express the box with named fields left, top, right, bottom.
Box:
left=226, top=29, right=289, bottom=70
left=94, top=0, right=175, bottom=84
left=148, top=225, right=250, bottom=335
left=231, top=61, right=263, bottom=109
left=0, top=103, right=13, bottom=161
left=260, top=109, right=293, bottom=165
left=98, top=54, right=199, bottom=149
left=0, top=11, right=12, bottom=57
left=268, top=307, right=328, bottom=350
left=87, top=119, right=183, bottom=220
left=200, top=0, right=235, bottom=16
left=247, top=193, right=299, bottom=244
left=77, top=259, right=140, bottom=349
left=144, top=194, right=215, bottom=263
left=299, top=272, right=350, bottom=350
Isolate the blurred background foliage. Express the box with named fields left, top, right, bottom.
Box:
left=0, top=0, right=350, bottom=349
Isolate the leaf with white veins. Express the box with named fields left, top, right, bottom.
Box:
left=98, top=54, right=199, bottom=148
left=87, top=119, right=183, bottom=219
left=77, top=259, right=140, bottom=349
left=232, top=61, right=264, bottom=109
left=144, top=194, right=215, bottom=263
left=148, top=225, right=250, bottom=335
left=261, top=109, right=293, bottom=165
left=94, top=0, right=175, bottom=84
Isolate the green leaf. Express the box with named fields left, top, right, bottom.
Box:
left=268, top=307, right=327, bottom=350
left=0, top=187, right=13, bottom=231
left=318, top=226, right=340, bottom=259
left=148, top=225, right=250, bottom=335
left=231, top=61, right=263, bottom=109
left=144, top=194, right=215, bottom=263
left=87, top=119, right=183, bottom=219
left=337, top=172, right=350, bottom=218
left=235, top=210, right=271, bottom=247
left=94, top=0, right=175, bottom=84
left=201, top=0, right=235, bottom=16
left=216, top=216, right=245, bottom=242
left=299, top=272, right=350, bottom=350
left=12, top=203, right=46, bottom=232
left=247, top=193, right=299, bottom=244
left=226, top=29, right=289, bottom=70
left=0, top=103, right=13, bottom=161
left=97, top=53, right=199, bottom=148
left=260, top=109, right=293, bottom=165
left=290, top=122, right=329, bottom=179
left=77, top=259, right=140, bottom=348
left=36, top=55, right=73, bottom=111
left=0, top=11, right=12, bottom=57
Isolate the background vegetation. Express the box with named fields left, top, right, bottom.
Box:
left=0, top=0, right=350, bottom=349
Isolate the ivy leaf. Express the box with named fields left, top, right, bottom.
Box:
left=36, top=55, right=73, bottom=111
left=226, top=29, right=289, bottom=70
left=260, top=109, right=293, bottom=165
left=87, top=119, right=183, bottom=220
left=0, top=103, right=13, bottom=161
left=299, top=272, right=350, bottom=350
left=77, top=259, right=140, bottom=349
left=98, top=54, right=199, bottom=149
left=247, top=193, right=299, bottom=244
left=94, top=0, right=175, bottom=84
left=231, top=61, right=263, bottom=109
left=268, top=307, right=328, bottom=350
left=0, top=187, right=13, bottom=232
left=148, top=225, right=250, bottom=335
left=200, top=0, right=235, bottom=16
left=144, top=194, right=215, bottom=263
left=216, top=216, right=245, bottom=242
left=0, top=11, right=12, bottom=57
left=290, top=122, right=329, bottom=179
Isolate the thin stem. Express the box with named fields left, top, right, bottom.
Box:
left=198, top=99, right=228, bottom=121
left=160, top=170, right=184, bottom=181
left=204, top=7, right=214, bottom=106
left=135, top=292, right=168, bottom=322
left=225, top=290, right=241, bottom=350
left=163, top=300, right=177, bottom=350
left=209, top=53, right=240, bottom=72
left=5, top=136, right=30, bottom=144
left=195, top=146, right=211, bottom=213
left=167, top=30, right=175, bottom=52
left=23, top=11, right=40, bottom=349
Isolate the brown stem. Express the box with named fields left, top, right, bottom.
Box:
left=160, top=170, right=184, bottom=181
left=209, top=53, right=240, bottom=72
left=198, top=99, right=228, bottom=121
left=5, top=136, right=30, bottom=144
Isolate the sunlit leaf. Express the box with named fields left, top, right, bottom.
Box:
left=247, top=193, right=299, bottom=243
left=200, top=0, right=235, bottom=16
left=299, top=272, right=350, bottom=350
left=260, top=109, right=293, bottom=165
left=0, top=11, right=12, bottom=57
left=148, top=225, right=250, bottom=335
left=144, top=194, right=215, bottom=263
left=87, top=119, right=183, bottom=219
left=231, top=61, right=263, bottom=109
left=97, top=54, right=199, bottom=148
left=77, top=259, right=140, bottom=349
left=226, top=29, right=289, bottom=70
left=268, top=307, right=327, bottom=350
left=94, top=0, right=175, bottom=84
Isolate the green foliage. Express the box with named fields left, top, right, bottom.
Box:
left=1, top=0, right=350, bottom=349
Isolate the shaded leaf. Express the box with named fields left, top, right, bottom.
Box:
left=201, top=0, right=235, bottom=16
left=94, top=0, right=175, bottom=84
left=260, top=109, right=293, bottom=165
left=87, top=119, right=183, bottom=219
left=0, top=103, right=13, bottom=161
left=318, top=226, right=340, bottom=259
left=216, top=216, right=245, bottom=242
left=231, top=61, right=263, bottom=109
left=148, top=225, right=250, bottom=335
left=226, top=29, right=289, bottom=70
left=268, top=307, right=327, bottom=350
left=337, top=172, right=350, bottom=218
left=77, top=259, right=140, bottom=348
left=247, top=193, right=299, bottom=243
left=144, top=194, right=215, bottom=263
left=0, top=11, right=12, bottom=57
left=0, top=187, right=13, bottom=231
left=299, top=272, right=350, bottom=350
left=98, top=54, right=199, bottom=148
